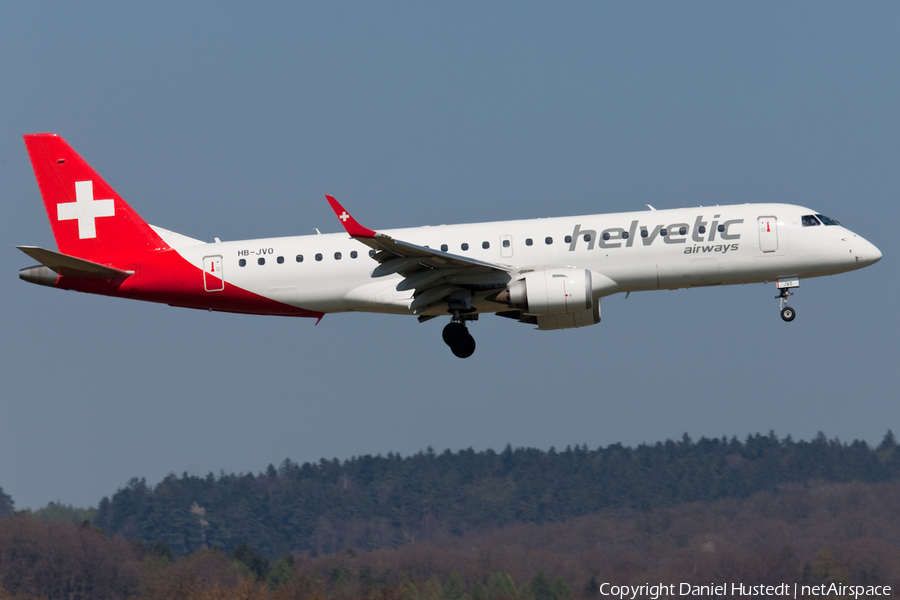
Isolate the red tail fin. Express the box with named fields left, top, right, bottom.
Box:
left=24, top=134, right=166, bottom=260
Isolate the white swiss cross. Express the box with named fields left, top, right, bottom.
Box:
left=57, top=181, right=115, bottom=239
left=339, top=211, right=350, bottom=222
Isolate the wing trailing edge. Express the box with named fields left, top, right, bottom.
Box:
left=325, top=196, right=514, bottom=311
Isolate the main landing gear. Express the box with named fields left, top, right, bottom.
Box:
left=777, top=288, right=796, bottom=322
left=443, top=317, right=476, bottom=358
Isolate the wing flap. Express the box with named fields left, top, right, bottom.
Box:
left=395, top=268, right=457, bottom=292
left=372, top=257, right=426, bottom=278
left=325, top=196, right=512, bottom=300
left=410, top=283, right=462, bottom=311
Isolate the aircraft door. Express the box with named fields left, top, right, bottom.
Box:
left=203, top=255, right=224, bottom=292
left=758, top=216, right=778, bottom=253
left=500, top=235, right=513, bottom=258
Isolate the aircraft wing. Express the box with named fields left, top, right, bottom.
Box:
left=326, top=196, right=512, bottom=314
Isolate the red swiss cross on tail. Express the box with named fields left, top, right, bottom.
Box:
left=326, top=195, right=377, bottom=238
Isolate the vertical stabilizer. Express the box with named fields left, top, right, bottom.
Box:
left=23, top=134, right=166, bottom=260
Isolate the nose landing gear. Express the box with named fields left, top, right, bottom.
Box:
left=774, top=278, right=800, bottom=322
left=443, top=317, right=476, bottom=358
left=777, top=288, right=796, bottom=322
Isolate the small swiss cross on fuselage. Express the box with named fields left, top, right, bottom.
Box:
left=56, top=180, right=115, bottom=239
left=339, top=212, right=350, bottom=222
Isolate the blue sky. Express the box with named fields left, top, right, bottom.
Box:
left=1, top=2, right=898, bottom=509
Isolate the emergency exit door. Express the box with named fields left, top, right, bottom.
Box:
left=758, top=217, right=778, bottom=253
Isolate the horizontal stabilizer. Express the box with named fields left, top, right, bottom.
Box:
left=17, top=246, right=134, bottom=278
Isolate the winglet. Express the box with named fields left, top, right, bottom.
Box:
left=326, top=195, right=377, bottom=238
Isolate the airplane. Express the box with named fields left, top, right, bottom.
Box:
left=18, top=133, right=882, bottom=358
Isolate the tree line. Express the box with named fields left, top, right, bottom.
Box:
left=2, top=476, right=900, bottom=600
left=88, top=431, right=900, bottom=558
left=0, top=490, right=11, bottom=520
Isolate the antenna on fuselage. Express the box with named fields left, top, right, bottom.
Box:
left=313, top=228, right=321, bottom=235
left=646, top=204, right=657, bottom=211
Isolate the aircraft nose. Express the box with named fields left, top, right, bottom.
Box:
left=857, top=237, right=882, bottom=264
left=869, top=243, right=883, bottom=264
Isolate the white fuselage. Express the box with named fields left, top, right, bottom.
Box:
left=170, top=203, right=881, bottom=317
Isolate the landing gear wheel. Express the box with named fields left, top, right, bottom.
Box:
left=443, top=319, right=476, bottom=358
left=442, top=322, right=466, bottom=346
left=450, top=332, right=476, bottom=359
left=776, top=285, right=797, bottom=323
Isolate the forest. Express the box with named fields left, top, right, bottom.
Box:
left=92, top=431, right=899, bottom=558
left=0, top=431, right=899, bottom=599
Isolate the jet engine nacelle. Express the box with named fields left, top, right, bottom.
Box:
left=507, top=268, right=593, bottom=315
left=535, top=303, right=601, bottom=330
left=492, top=268, right=618, bottom=330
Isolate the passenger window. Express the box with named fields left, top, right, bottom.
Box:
left=621, top=231, right=629, bottom=239
left=334, top=252, right=342, bottom=260
left=545, top=237, right=553, bottom=245
left=350, top=251, right=358, bottom=259
left=602, top=232, right=610, bottom=241
left=482, top=241, right=490, bottom=249
left=583, top=234, right=591, bottom=242
left=296, top=255, right=303, bottom=263
left=525, top=238, right=533, bottom=246
left=239, top=259, right=246, bottom=267
left=816, top=214, right=841, bottom=226
left=679, top=226, right=686, bottom=235
left=315, top=253, right=323, bottom=261
left=564, top=235, right=572, bottom=243
left=717, top=224, right=725, bottom=233
left=698, top=225, right=706, bottom=234
left=441, top=244, right=448, bottom=252
left=660, top=229, right=667, bottom=237
left=369, top=250, right=376, bottom=258
left=502, top=239, right=510, bottom=248
left=641, top=230, right=648, bottom=238
left=461, top=243, right=469, bottom=251
left=258, top=257, right=265, bottom=265
left=277, top=256, right=284, bottom=264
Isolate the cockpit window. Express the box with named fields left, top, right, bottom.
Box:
left=801, top=215, right=821, bottom=227
left=816, top=214, right=841, bottom=226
